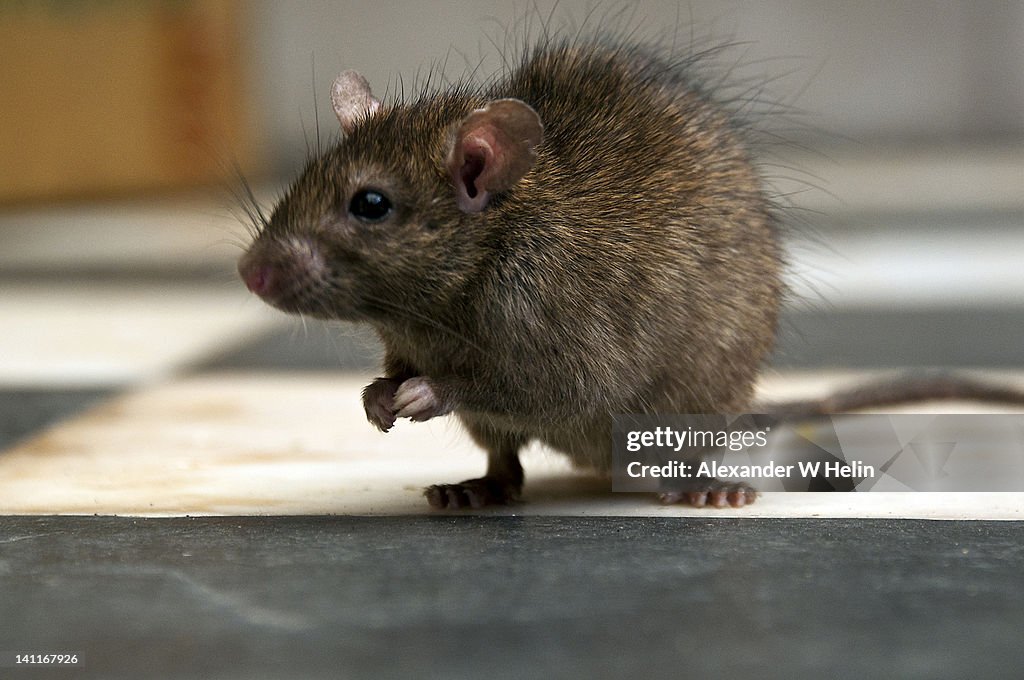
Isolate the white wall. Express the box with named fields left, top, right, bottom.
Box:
left=246, top=0, right=1024, bottom=171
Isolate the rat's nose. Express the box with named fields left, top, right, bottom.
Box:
left=239, top=260, right=275, bottom=297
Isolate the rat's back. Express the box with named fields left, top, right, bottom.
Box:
left=477, top=41, right=784, bottom=420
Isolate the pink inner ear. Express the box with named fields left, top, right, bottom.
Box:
left=460, top=143, right=489, bottom=199
left=454, top=132, right=498, bottom=212
left=448, top=98, right=543, bottom=213
left=462, top=151, right=485, bottom=199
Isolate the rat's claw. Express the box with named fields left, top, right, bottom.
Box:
left=362, top=378, right=399, bottom=431
left=424, top=476, right=520, bottom=509
left=394, top=377, right=451, bottom=422
left=658, top=480, right=757, bottom=508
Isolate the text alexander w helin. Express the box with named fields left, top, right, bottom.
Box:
left=623, top=425, right=875, bottom=480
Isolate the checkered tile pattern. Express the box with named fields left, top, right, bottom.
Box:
left=2, top=195, right=1023, bottom=518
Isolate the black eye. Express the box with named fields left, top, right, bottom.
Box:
left=349, top=189, right=392, bottom=222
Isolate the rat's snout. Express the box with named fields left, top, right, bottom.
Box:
left=237, top=235, right=332, bottom=315
left=239, top=258, right=275, bottom=297
left=237, top=252, right=275, bottom=298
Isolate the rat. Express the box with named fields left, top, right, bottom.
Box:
left=237, top=35, right=1024, bottom=510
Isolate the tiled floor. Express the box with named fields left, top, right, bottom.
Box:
left=1, top=164, right=1022, bottom=677
left=1, top=189, right=1023, bottom=519
left=4, top=371, right=1024, bottom=518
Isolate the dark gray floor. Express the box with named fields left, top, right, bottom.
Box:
left=0, top=389, right=113, bottom=450
left=775, top=307, right=1024, bottom=368
left=1, top=516, right=1021, bottom=680
left=196, top=306, right=1024, bottom=373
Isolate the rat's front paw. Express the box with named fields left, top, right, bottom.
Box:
left=393, top=377, right=452, bottom=422
left=658, top=478, right=757, bottom=508
left=362, top=377, right=400, bottom=431
left=424, top=476, right=521, bottom=509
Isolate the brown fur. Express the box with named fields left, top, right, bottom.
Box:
left=239, top=39, right=783, bottom=505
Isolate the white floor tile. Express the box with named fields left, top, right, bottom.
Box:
left=0, top=282, right=282, bottom=387
left=2, top=373, right=1022, bottom=518
left=0, top=196, right=263, bottom=271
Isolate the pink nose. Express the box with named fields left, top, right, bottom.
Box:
left=240, top=262, right=274, bottom=297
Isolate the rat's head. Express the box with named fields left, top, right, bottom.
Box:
left=238, top=71, right=543, bottom=324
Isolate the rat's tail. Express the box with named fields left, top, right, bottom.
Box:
left=755, top=370, right=1024, bottom=421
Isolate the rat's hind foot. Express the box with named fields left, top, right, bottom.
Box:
left=394, top=376, right=452, bottom=422
left=425, top=476, right=521, bottom=509
left=658, top=479, right=757, bottom=508
left=362, top=377, right=400, bottom=431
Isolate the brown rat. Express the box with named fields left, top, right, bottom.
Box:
left=239, top=36, right=782, bottom=508
left=236, top=36, right=1024, bottom=510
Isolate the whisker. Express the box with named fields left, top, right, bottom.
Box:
left=350, top=291, right=486, bottom=356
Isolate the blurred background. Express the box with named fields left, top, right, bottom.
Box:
left=2, top=5, right=1020, bottom=669
left=0, top=0, right=1022, bottom=394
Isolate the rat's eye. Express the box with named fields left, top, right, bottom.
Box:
left=349, top=189, right=392, bottom=222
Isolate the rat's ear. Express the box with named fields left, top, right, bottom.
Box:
left=447, top=99, right=543, bottom=213
left=332, top=70, right=381, bottom=133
